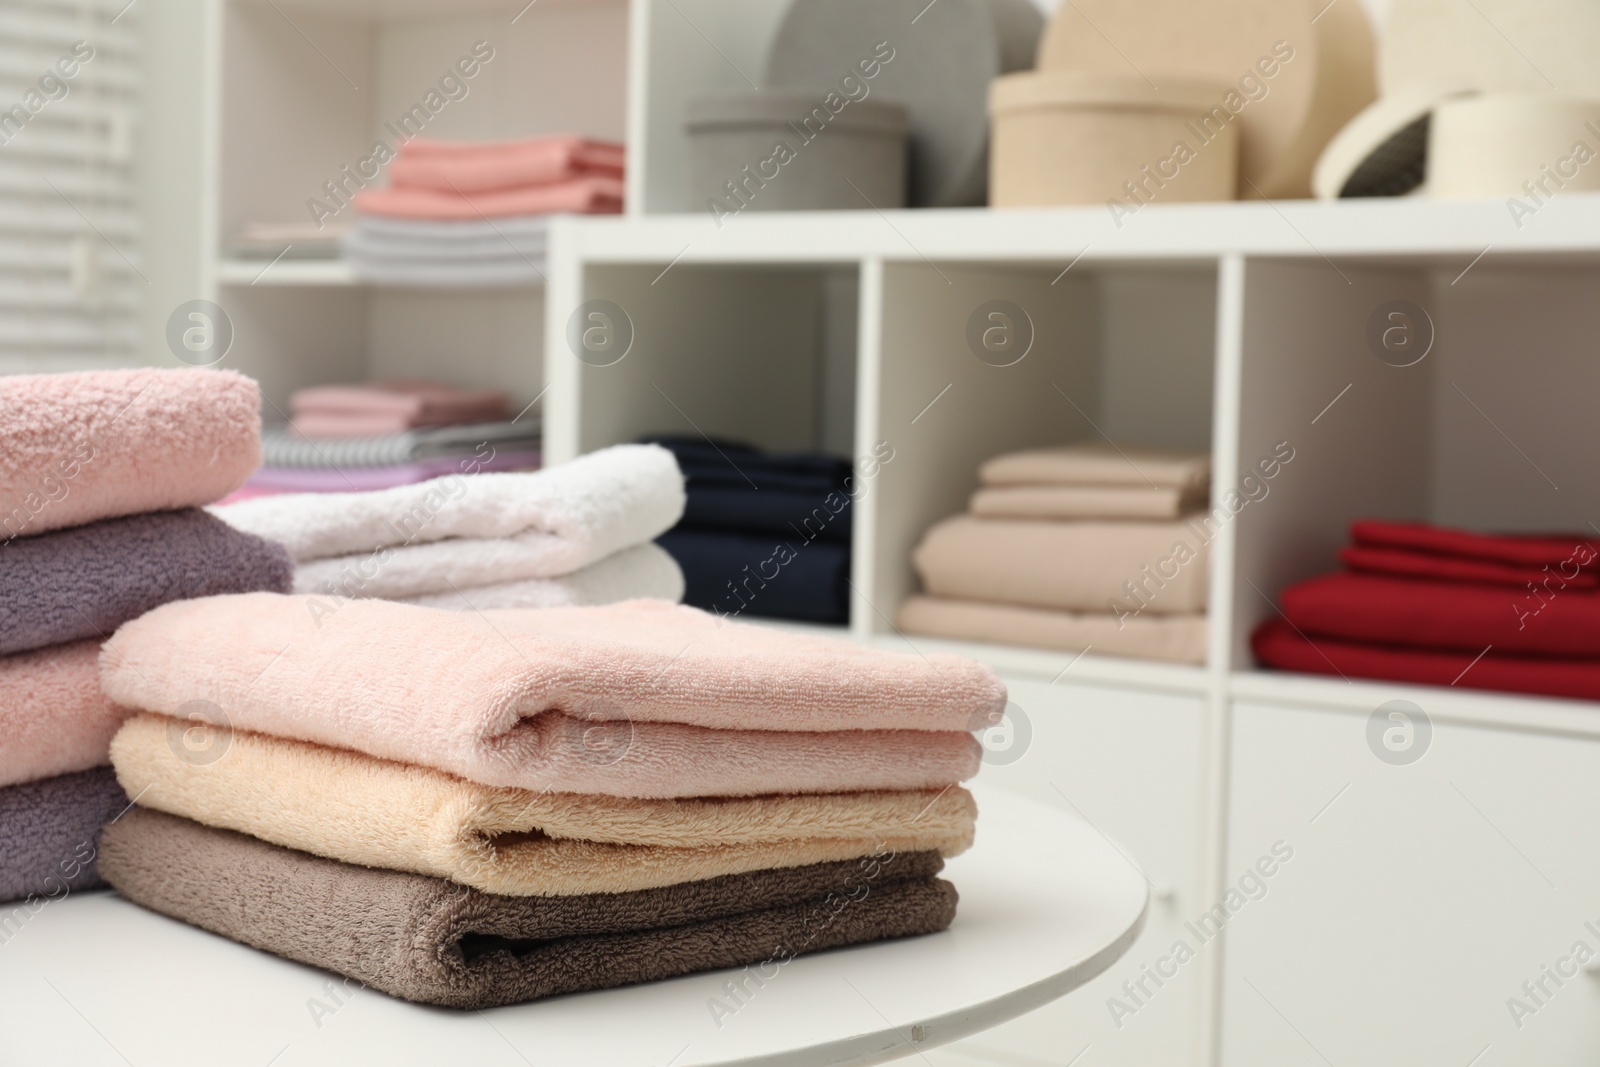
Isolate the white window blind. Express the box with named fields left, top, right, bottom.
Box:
left=0, top=0, right=139, bottom=371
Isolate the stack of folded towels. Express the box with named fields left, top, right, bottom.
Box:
left=95, top=594, right=995, bottom=1007
left=898, top=441, right=1213, bottom=664
left=1254, top=520, right=1600, bottom=701
left=238, top=379, right=542, bottom=499
left=0, top=368, right=292, bottom=904
left=225, top=220, right=350, bottom=262
left=648, top=437, right=855, bottom=624
left=346, top=136, right=624, bottom=286
left=216, top=443, right=687, bottom=611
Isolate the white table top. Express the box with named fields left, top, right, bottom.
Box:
left=0, top=784, right=1147, bottom=1067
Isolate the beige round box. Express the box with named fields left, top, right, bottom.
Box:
left=1427, top=92, right=1600, bottom=199
left=988, top=72, right=1240, bottom=207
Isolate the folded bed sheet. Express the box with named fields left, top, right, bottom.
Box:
left=897, top=596, right=1208, bottom=664
left=1252, top=619, right=1600, bottom=702
left=354, top=178, right=623, bottom=220
left=979, top=442, right=1211, bottom=492
left=913, top=515, right=1209, bottom=615
left=243, top=451, right=541, bottom=497
left=1279, top=571, right=1600, bottom=657
left=101, top=808, right=955, bottom=1009
left=260, top=420, right=541, bottom=469
left=0, top=368, right=261, bottom=539
left=400, top=543, right=683, bottom=611
left=969, top=484, right=1206, bottom=522
left=214, top=444, right=684, bottom=598
left=659, top=529, right=850, bottom=624
left=385, top=136, right=625, bottom=194
left=1338, top=544, right=1600, bottom=589
left=0, top=640, right=127, bottom=790
left=1351, top=519, right=1600, bottom=571
left=111, top=713, right=975, bottom=896
left=0, top=509, right=292, bottom=656
left=0, top=767, right=126, bottom=903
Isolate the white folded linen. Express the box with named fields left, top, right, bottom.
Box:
left=398, top=543, right=684, bottom=610
left=215, top=444, right=685, bottom=599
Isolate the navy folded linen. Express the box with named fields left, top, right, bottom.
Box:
left=646, top=436, right=853, bottom=543
left=658, top=529, right=850, bottom=624
left=0, top=767, right=125, bottom=904
left=0, top=508, right=293, bottom=656
left=645, top=436, right=851, bottom=490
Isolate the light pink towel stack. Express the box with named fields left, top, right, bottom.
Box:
left=0, top=642, right=124, bottom=790
left=289, top=378, right=511, bottom=437
left=101, top=594, right=997, bottom=799
left=356, top=135, right=625, bottom=219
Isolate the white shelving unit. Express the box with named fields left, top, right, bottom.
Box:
left=543, top=190, right=1600, bottom=1066
left=175, top=0, right=1600, bottom=1063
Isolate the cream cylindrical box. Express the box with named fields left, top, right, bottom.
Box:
left=1426, top=92, right=1600, bottom=199
left=988, top=72, right=1239, bottom=207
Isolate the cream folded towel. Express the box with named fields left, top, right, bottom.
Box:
left=980, top=442, right=1210, bottom=493
left=912, top=515, right=1209, bottom=615
left=101, top=594, right=993, bottom=796
left=897, top=595, right=1208, bottom=665
left=399, top=543, right=684, bottom=610
left=213, top=444, right=685, bottom=599
left=111, top=714, right=975, bottom=896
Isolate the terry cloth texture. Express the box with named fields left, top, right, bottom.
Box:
left=101, top=595, right=992, bottom=796
left=260, top=420, right=541, bottom=469
left=111, top=714, right=975, bottom=895
left=0, top=368, right=261, bottom=539
left=100, top=808, right=956, bottom=1009
left=1278, top=571, right=1600, bottom=657
left=0, top=767, right=126, bottom=903
left=0, top=509, right=293, bottom=656
left=385, top=136, right=625, bottom=193
left=214, top=444, right=685, bottom=599
left=912, top=514, right=1209, bottom=615
left=969, top=484, right=1207, bottom=521
left=0, top=640, right=127, bottom=790
left=979, top=442, right=1211, bottom=492
left=897, top=595, right=1208, bottom=665
left=1252, top=619, right=1600, bottom=702
left=400, top=543, right=684, bottom=611
left=658, top=529, right=849, bottom=624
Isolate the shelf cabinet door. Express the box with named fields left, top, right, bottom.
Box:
left=1222, top=700, right=1600, bottom=1066
left=931, top=677, right=1208, bottom=1067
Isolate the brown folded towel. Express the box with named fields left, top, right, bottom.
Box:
left=979, top=442, right=1210, bottom=492
left=969, top=484, right=1208, bottom=522
left=100, top=808, right=957, bottom=1009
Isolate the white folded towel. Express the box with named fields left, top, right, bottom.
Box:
left=400, top=543, right=684, bottom=610
left=215, top=444, right=685, bottom=599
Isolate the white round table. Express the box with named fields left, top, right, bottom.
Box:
left=0, top=785, right=1147, bottom=1067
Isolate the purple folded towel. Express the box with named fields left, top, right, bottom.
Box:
left=0, top=508, right=293, bottom=656
left=0, top=767, right=125, bottom=904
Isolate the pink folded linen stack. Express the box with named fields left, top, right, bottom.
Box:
left=289, top=378, right=511, bottom=437
left=355, top=135, right=625, bottom=220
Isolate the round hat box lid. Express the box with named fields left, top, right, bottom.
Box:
left=1310, top=78, right=1476, bottom=199
left=687, top=92, right=912, bottom=137
left=989, top=71, right=1236, bottom=114
left=1381, top=0, right=1600, bottom=97
left=763, top=0, right=1043, bottom=207
left=1034, top=0, right=1376, bottom=198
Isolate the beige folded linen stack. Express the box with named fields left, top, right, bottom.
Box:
left=897, top=442, right=1212, bottom=664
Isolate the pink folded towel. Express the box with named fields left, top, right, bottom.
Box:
left=386, top=136, right=625, bottom=194
left=290, top=379, right=510, bottom=436
left=0, top=368, right=262, bottom=539
left=100, top=594, right=998, bottom=796
left=0, top=640, right=127, bottom=790
left=354, top=178, right=624, bottom=220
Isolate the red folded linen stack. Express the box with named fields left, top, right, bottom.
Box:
left=1252, top=520, right=1600, bottom=701
left=355, top=135, right=625, bottom=219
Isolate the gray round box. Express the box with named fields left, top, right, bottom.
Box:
left=686, top=92, right=910, bottom=214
